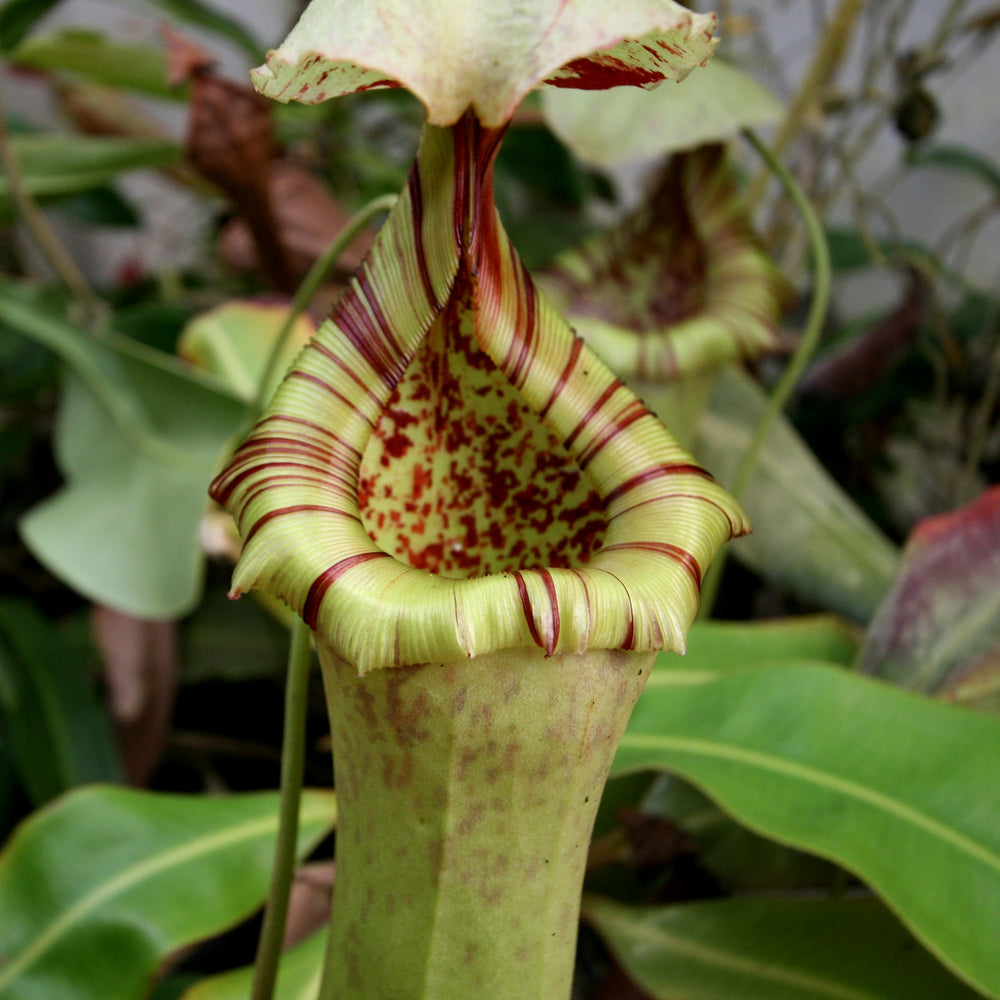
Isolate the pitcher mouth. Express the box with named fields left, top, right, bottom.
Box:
left=210, top=119, right=747, bottom=673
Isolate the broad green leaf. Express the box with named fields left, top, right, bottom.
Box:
left=181, top=927, right=326, bottom=1000
left=0, top=284, right=245, bottom=618
left=0, top=0, right=61, bottom=51
left=177, top=300, right=316, bottom=404
left=860, top=486, right=1000, bottom=710
left=694, top=366, right=900, bottom=621
left=0, top=786, right=337, bottom=1000
left=614, top=656, right=1000, bottom=997
left=627, top=619, right=858, bottom=892
left=251, top=0, right=717, bottom=126
left=543, top=58, right=783, bottom=166
left=0, top=135, right=179, bottom=220
left=684, top=615, right=860, bottom=670
left=0, top=133, right=180, bottom=221
left=10, top=30, right=175, bottom=97
left=584, top=895, right=984, bottom=1000
left=0, top=598, right=123, bottom=804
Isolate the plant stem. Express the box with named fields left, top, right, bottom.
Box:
left=248, top=197, right=395, bottom=998
left=251, top=193, right=397, bottom=418
left=699, top=128, right=832, bottom=617
left=250, top=617, right=313, bottom=1000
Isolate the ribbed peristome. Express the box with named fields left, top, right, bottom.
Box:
left=542, top=143, right=790, bottom=382
left=209, top=119, right=748, bottom=674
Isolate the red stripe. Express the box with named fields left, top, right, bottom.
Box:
left=513, top=571, right=544, bottom=650
left=287, top=370, right=378, bottom=429
left=538, top=569, right=559, bottom=655
left=578, top=400, right=648, bottom=470
left=608, top=492, right=742, bottom=536
left=303, top=552, right=391, bottom=628
left=539, top=336, right=583, bottom=419
left=244, top=505, right=361, bottom=543
left=503, top=259, right=537, bottom=390
left=601, top=541, right=702, bottom=589
left=407, top=165, right=438, bottom=309
left=604, top=464, right=712, bottom=507
left=563, top=377, right=625, bottom=451
left=310, top=339, right=388, bottom=406
left=212, top=459, right=354, bottom=506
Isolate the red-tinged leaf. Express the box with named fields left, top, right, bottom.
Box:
left=210, top=117, right=747, bottom=673
left=541, top=145, right=789, bottom=382
left=860, top=485, right=1000, bottom=708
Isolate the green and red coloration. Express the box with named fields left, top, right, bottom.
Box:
left=210, top=3, right=747, bottom=997
left=250, top=0, right=719, bottom=126
left=211, top=120, right=745, bottom=673
left=542, top=143, right=789, bottom=382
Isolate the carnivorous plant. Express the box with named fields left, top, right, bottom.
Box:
left=209, top=3, right=748, bottom=997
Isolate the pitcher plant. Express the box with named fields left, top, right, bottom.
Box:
left=209, top=3, right=749, bottom=998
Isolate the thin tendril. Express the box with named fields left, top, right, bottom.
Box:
left=251, top=193, right=398, bottom=418
left=699, top=128, right=832, bottom=618
left=249, top=193, right=396, bottom=1000
left=250, top=618, right=313, bottom=1000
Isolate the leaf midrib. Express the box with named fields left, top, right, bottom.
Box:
left=0, top=803, right=326, bottom=989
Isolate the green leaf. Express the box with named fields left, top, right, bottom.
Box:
left=641, top=774, right=840, bottom=892
left=181, top=927, right=326, bottom=1000
left=0, top=786, right=337, bottom=1000
left=543, top=57, right=783, bottom=166
left=0, top=0, right=61, bottom=51
left=0, top=284, right=246, bottom=618
left=145, top=0, right=261, bottom=59
left=906, top=143, right=1000, bottom=194
left=177, top=300, right=316, bottom=405
left=685, top=615, right=860, bottom=670
left=584, top=894, right=984, bottom=1000
left=694, top=366, right=900, bottom=622
left=0, top=135, right=179, bottom=220
left=614, top=656, right=1000, bottom=997
left=0, top=598, right=123, bottom=805
left=10, top=30, right=175, bottom=97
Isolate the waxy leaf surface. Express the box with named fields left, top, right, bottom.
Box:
left=585, top=895, right=984, bottom=1000
left=614, top=656, right=1000, bottom=997
left=0, top=787, right=337, bottom=1000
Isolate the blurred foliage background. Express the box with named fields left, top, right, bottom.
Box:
left=1, top=1, right=999, bottom=999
